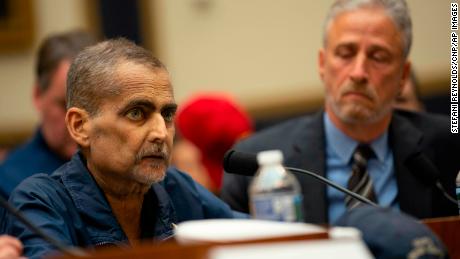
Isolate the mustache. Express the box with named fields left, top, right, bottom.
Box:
left=340, top=82, right=377, bottom=101
left=135, top=143, right=170, bottom=162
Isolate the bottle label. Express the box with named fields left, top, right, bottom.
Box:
left=251, top=192, right=303, bottom=222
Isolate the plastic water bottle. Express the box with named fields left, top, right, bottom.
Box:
left=456, top=171, right=460, bottom=215
left=249, top=150, right=303, bottom=222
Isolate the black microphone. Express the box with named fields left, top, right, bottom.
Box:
left=223, top=149, right=259, bottom=176
left=223, top=149, right=378, bottom=207
left=0, top=195, right=88, bottom=257
left=405, top=153, right=457, bottom=204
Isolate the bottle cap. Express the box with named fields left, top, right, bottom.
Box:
left=257, top=150, right=284, bottom=165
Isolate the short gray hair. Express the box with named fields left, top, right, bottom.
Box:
left=66, top=38, right=167, bottom=115
left=323, top=0, right=412, bottom=58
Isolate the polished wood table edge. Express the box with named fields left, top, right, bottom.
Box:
left=421, top=215, right=460, bottom=259
left=421, top=215, right=460, bottom=224
left=52, top=231, right=329, bottom=259
left=50, top=216, right=460, bottom=259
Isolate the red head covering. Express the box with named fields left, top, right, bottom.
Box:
left=176, top=94, right=253, bottom=190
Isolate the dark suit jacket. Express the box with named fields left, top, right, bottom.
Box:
left=221, top=110, right=460, bottom=224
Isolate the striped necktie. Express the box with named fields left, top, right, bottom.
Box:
left=345, top=144, right=378, bottom=209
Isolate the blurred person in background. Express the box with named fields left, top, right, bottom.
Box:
left=172, top=136, right=212, bottom=190
left=0, top=149, right=7, bottom=163
left=174, top=94, right=253, bottom=194
left=0, top=30, right=96, bottom=199
left=394, top=70, right=425, bottom=112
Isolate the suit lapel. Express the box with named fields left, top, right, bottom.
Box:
left=390, top=113, right=433, bottom=218
left=290, top=111, right=328, bottom=224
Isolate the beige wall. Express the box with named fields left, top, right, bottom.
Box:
left=0, top=0, right=452, bottom=133
left=151, top=0, right=451, bottom=114
left=0, top=0, right=88, bottom=132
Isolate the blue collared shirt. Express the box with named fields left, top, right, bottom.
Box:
left=324, top=113, right=399, bottom=223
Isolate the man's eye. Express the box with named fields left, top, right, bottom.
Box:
left=369, top=49, right=391, bottom=63
left=126, top=108, right=144, bottom=121
left=371, top=53, right=389, bottom=63
left=162, top=109, right=176, bottom=123
left=335, top=48, right=354, bottom=59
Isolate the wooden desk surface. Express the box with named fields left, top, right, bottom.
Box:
left=53, top=231, right=329, bottom=259
left=422, top=216, right=460, bottom=259
left=51, top=216, right=460, bottom=259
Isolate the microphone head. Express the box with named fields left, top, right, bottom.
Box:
left=223, top=149, right=259, bottom=176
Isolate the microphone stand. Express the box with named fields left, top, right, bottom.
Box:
left=285, top=167, right=378, bottom=207
left=0, top=195, right=88, bottom=257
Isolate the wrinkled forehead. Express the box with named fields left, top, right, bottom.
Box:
left=325, top=7, right=404, bottom=51
left=114, top=62, right=173, bottom=95
left=107, top=62, right=174, bottom=106
left=85, top=61, right=174, bottom=116
left=328, top=6, right=399, bottom=38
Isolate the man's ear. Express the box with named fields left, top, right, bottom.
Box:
left=66, top=107, right=91, bottom=147
left=400, top=60, right=411, bottom=93
left=32, top=83, right=43, bottom=111
left=318, top=48, right=326, bottom=81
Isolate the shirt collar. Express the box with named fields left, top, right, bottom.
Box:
left=324, top=112, right=388, bottom=163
